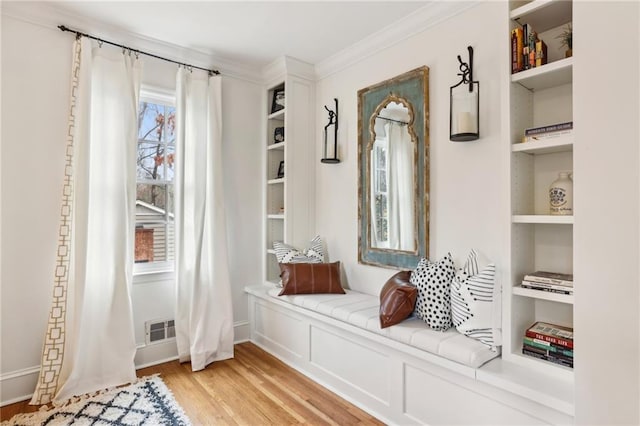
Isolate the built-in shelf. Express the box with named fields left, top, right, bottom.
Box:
left=512, top=351, right=574, bottom=376
left=513, top=286, right=574, bottom=304
left=267, top=214, right=284, bottom=220
left=512, top=215, right=574, bottom=224
left=512, top=136, right=573, bottom=154
left=268, top=109, right=285, bottom=120
left=477, top=358, right=573, bottom=415
left=510, top=0, right=572, bottom=33
left=267, top=178, right=285, bottom=185
left=512, top=57, right=573, bottom=91
left=267, top=142, right=285, bottom=151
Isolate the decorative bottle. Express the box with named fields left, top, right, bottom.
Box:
left=549, top=172, right=573, bottom=215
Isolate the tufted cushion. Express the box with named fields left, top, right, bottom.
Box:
left=451, top=249, right=501, bottom=349
left=379, top=271, right=416, bottom=328
left=278, top=262, right=345, bottom=296
left=269, top=288, right=499, bottom=368
left=410, top=253, right=456, bottom=331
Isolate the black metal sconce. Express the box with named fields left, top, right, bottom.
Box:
left=321, top=98, right=340, bottom=163
left=450, top=46, right=479, bottom=141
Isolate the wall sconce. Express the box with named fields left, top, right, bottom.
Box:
left=321, top=98, right=340, bottom=163
left=450, top=46, right=479, bottom=141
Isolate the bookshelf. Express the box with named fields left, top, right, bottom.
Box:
left=263, top=59, right=315, bottom=285
left=506, top=0, right=574, bottom=380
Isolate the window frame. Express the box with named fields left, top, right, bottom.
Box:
left=133, top=85, right=176, bottom=277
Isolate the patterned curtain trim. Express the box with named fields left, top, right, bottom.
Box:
left=30, top=38, right=82, bottom=406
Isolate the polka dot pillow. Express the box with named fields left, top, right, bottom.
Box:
left=410, top=253, right=456, bottom=331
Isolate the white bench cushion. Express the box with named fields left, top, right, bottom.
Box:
left=268, top=288, right=499, bottom=368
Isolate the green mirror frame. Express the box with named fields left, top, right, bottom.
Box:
left=357, top=66, right=430, bottom=269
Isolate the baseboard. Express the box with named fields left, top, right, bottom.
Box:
left=1, top=320, right=251, bottom=406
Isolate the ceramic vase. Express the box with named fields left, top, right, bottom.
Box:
left=549, top=172, right=573, bottom=215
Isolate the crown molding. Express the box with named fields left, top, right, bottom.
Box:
left=1, top=1, right=263, bottom=83
left=314, top=1, right=480, bottom=81
left=262, top=56, right=315, bottom=86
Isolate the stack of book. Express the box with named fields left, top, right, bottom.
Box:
left=511, top=23, right=548, bottom=74
left=521, top=121, right=573, bottom=144
left=521, top=270, right=573, bottom=295
left=523, top=321, right=573, bottom=368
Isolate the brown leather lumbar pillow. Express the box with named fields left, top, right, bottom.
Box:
left=278, top=262, right=345, bottom=296
left=379, top=271, right=416, bottom=328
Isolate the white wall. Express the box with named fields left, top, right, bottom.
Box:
left=315, top=1, right=506, bottom=295
left=573, top=2, right=640, bottom=424
left=0, top=12, right=262, bottom=403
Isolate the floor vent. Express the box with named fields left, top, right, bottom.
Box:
left=145, top=319, right=175, bottom=345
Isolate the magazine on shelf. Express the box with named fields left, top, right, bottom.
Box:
left=521, top=279, right=573, bottom=291
left=520, top=284, right=573, bottom=295
left=523, top=271, right=573, bottom=286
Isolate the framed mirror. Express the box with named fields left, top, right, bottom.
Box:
left=358, top=66, right=429, bottom=269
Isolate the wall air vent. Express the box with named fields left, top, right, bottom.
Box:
left=145, top=319, right=175, bottom=345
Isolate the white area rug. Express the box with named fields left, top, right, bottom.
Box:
left=3, top=376, right=190, bottom=425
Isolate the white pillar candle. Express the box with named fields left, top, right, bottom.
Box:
left=457, top=111, right=474, bottom=133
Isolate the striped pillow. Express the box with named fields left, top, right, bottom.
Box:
left=273, top=235, right=324, bottom=264
left=451, top=249, right=502, bottom=350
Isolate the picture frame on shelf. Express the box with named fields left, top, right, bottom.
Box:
left=271, top=88, right=285, bottom=114
left=274, top=126, right=284, bottom=143
left=277, top=161, right=285, bottom=178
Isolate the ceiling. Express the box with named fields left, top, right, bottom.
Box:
left=46, top=1, right=431, bottom=69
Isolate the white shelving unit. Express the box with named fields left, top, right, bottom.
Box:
left=506, top=0, right=574, bottom=382
left=262, top=58, right=315, bottom=285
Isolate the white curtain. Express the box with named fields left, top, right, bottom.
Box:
left=31, top=38, right=141, bottom=405
left=174, top=69, right=234, bottom=371
left=386, top=122, right=415, bottom=251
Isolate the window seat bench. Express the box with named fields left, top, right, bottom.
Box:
left=245, top=284, right=574, bottom=425
left=270, top=288, right=499, bottom=369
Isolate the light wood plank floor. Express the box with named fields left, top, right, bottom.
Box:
left=1, top=342, right=384, bottom=425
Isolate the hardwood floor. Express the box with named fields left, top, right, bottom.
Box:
left=1, top=342, right=383, bottom=425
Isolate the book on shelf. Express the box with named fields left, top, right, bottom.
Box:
left=511, top=28, right=524, bottom=73
left=523, top=344, right=573, bottom=363
left=523, top=337, right=574, bottom=358
left=523, top=271, right=573, bottom=286
left=535, top=39, right=548, bottom=67
left=521, top=279, right=573, bottom=291
left=525, top=122, right=574, bottom=136
left=520, top=283, right=573, bottom=295
left=522, top=347, right=573, bottom=368
left=525, top=321, right=574, bottom=349
left=521, top=130, right=573, bottom=144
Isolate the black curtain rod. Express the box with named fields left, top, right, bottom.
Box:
left=375, top=115, right=408, bottom=125
left=58, top=25, right=220, bottom=76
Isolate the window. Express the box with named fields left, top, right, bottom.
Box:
left=135, top=88, right=175, bottom=274
left=372, top=139, right=389, bottom=247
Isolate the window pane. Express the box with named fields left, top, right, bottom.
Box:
left=137, top=142, right=165, bottom=180
left=164, top=144, right=175, bottom=182
left=377, top=170, right=387, bottom=192
left=164, top=107, right=176, bottom=144
left=136, top=184, right=168, bottom=212
left=135, top=222, right=172, bottom=263
left=138, top=102, right=165, bottom=143
left=135, top=98, right=175, bottom=270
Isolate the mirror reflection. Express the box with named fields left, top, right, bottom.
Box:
left=358, top=66, right=429, bottom=269
left=370, top=102, right=415, bottom=251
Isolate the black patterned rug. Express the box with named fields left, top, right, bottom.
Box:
left=4, top=376, right=190, bottom=426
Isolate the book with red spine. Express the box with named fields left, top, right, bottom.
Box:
left=525, top=321, right=574, bottom=349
